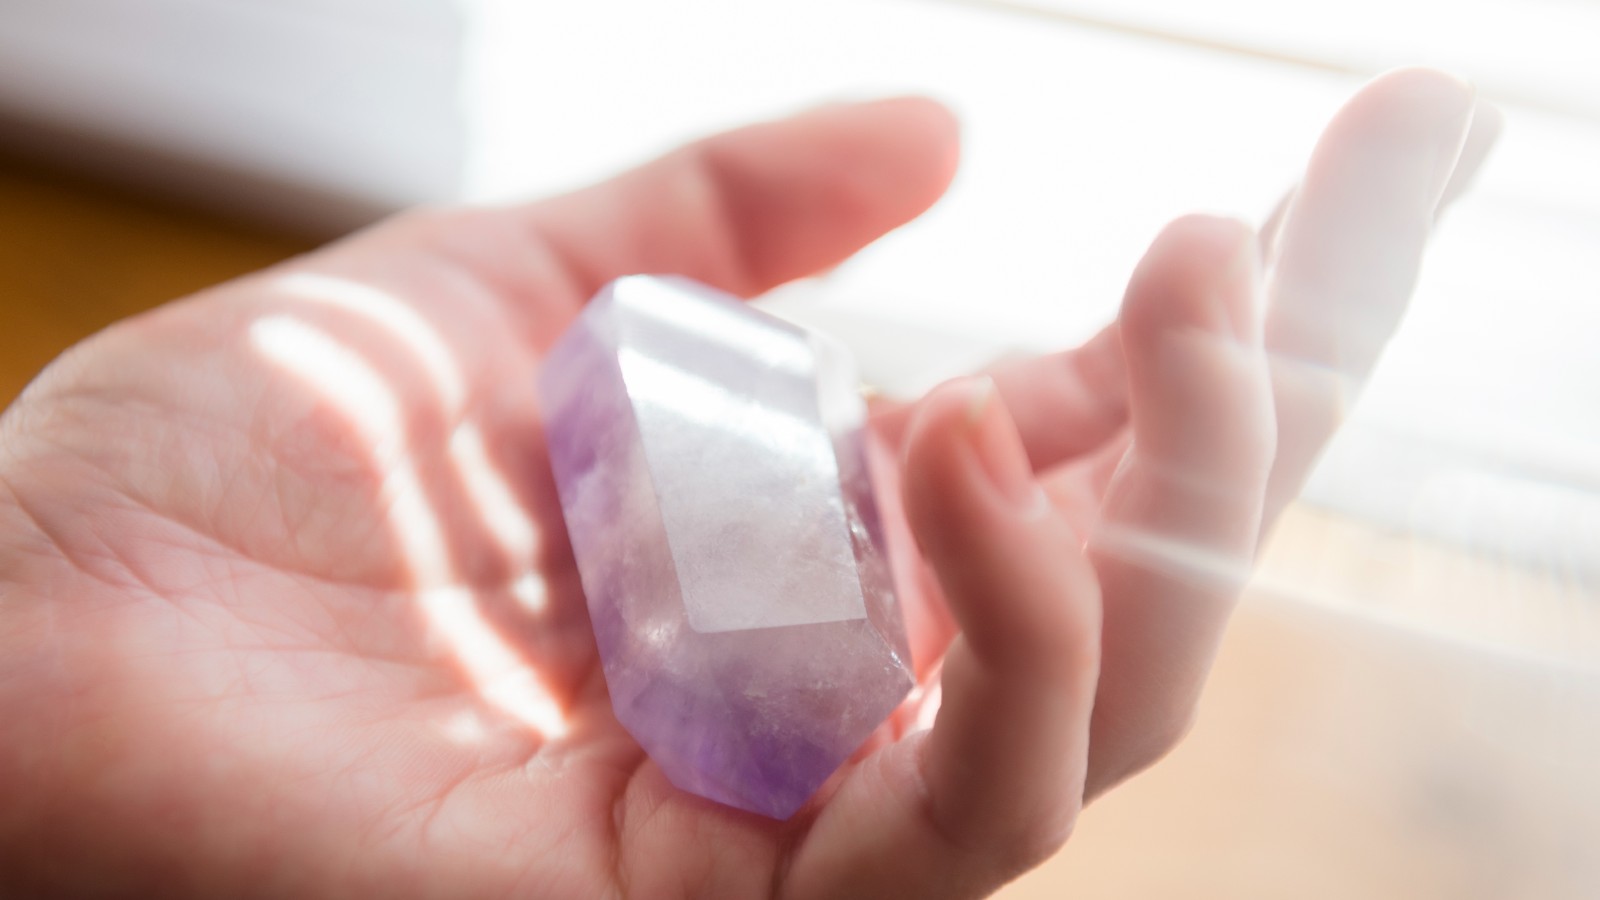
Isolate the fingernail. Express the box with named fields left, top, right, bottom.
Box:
left=962, top=374, right=997, bottom=428
left=962, top=377, right=1046, bottom=512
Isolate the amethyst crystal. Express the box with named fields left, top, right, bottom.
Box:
left=539, top=276, right=913, bottom=819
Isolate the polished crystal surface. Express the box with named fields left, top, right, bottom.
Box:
left=540, top=275, right=913, bottom=819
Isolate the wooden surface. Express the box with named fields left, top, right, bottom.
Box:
left=0, top=155, right=313, bottom=406
left=3, top=159, right=1596, bottom=898
left=1006, top=587, right=1600, bottom=898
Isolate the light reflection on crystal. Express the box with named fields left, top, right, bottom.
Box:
left=617, top=347, right=837, bottom=476
left=541, top=276, right=913, bottom=818
left=620, top=275, right=817, bottom=376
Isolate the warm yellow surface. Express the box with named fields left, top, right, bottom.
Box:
left=1006, top=588, right=1600, bottom=898
left=3, top=158, right=1595, bottom=898
left=0, top=156, right=313, bottom=406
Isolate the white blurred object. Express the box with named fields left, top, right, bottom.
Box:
left=0, top=0, right=466, bottom=230
left=0, top=0, right=1596, bottom=592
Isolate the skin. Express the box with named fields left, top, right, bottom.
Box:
left=0, top=70, right=1492, bottom=898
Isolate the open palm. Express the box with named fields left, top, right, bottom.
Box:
left=0, top=74, right=1490, bottom=899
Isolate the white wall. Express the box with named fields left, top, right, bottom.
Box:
left=0, top=0, right=466, bottom=229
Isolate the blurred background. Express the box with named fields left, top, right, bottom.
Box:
left=2, top=0, right=1597, bottom=896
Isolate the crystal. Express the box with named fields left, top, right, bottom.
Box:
left=539, top=275, right=913, bottom=819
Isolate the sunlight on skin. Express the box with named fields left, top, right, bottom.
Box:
left=1264, top=349, right=1361, bottom=410
left=1086, top=328, right=1272, bottom=591
left=440, top=708, right=494, bottom=746
left=274, top=273, right=549, bottom=579
left=249, top=313, right=569, bottom=740
left=449, top=423, right=541, bottom=572
left=251, top=315, right=411, bottom=471
left=418, top=587, right=570, bottom=739
left=273, top=272, right=469, bottom=413
left=905, top=677, right=943, bottom=735
left=1091, top=526, right=1257, bottom=597
left=509, top=571, right=550, bottom=615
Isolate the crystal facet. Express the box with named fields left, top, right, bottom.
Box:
left=540, top=275, right=913, bottom=819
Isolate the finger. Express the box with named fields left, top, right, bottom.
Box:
left=984, top=324, right=1129, bottom=469
left=1038, top=427, right=1130, bottom=536
left=1261, top=69, right=1478, bottom=528
left=486, top=97, right=959, bottom=312
left=871, top=323, right=1128, bottom=470
left=868, top=328, right=1124, bottom=676
left=1083, top=215, right=1275, bottom=798
left=1259, top=96, right=1496, bottom=268
left=783, top=378, right=1101, bottom=900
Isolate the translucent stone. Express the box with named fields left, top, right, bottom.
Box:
left=540, top=276, right=913, bottom=819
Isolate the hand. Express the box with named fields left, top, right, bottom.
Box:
left=0, top=71, right=1491, bottom=899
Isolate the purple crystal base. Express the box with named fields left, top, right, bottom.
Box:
left=540, top=276, right=913, bottom=819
